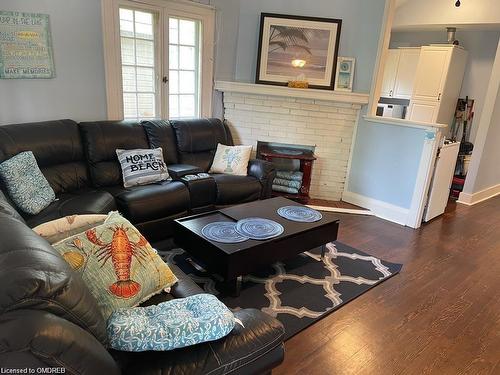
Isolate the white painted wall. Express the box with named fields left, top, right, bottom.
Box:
left=473, top=87, right=500, bottom=192
left=390, top=30, right=500, bottom=142
left=394, top=0, right=500, bottom=30
left=0, top=0, right=107, bottom=125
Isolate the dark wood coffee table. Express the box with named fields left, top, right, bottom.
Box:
left=173, top=197, right=340, bottom=295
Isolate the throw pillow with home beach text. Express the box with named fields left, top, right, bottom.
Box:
left=116, top=148, right=170, bottom=188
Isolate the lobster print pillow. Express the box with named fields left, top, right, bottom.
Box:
left=52, top=212, right=178, bottom=320
left=209, top=144, right=252, bottom=176
left=116, top=147, right=170, bottom=188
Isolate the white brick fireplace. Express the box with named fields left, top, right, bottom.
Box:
left=215, top=81, right=370, bottom=201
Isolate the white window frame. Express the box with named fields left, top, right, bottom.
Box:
left=101, top=0, right=215, bottom=120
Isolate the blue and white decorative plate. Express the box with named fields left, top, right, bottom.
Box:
left=277, top=206, right=323, bottom=223
left=201, top=222, right=249, bottom=243
left=235, top=218, right=284, bottom=240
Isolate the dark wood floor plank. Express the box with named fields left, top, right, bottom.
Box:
left=275, top=197, right=500, bottom=374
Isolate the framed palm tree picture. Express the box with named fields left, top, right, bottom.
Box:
left=256, top=13, right=342, bottom=90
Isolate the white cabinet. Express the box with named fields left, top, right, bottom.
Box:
left=381, top=50, right=400, bottom=98
left=407, top=99, right=439, bottom=123
left=412, top=47, right=449, bottom=101
left=408, top=45, right=468, bottom=125
left=393, top=48, right=421, bottom=99
left=380, top=48, right=420, bottom=99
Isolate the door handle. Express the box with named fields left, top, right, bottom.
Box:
left=438, top=93, right=441, bottom=101
left=162, top=76, right=168, bottom=84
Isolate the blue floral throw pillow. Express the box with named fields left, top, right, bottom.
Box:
left=107, top=294, right=235, bottom=352
left=0, top=151, right=55, bottom=215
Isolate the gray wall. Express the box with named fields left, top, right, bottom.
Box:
left=230, top=0, right=385, bottom=92
left=390, top=30, right=500, bottom=143
left=0, top=0, right=107, bottom=125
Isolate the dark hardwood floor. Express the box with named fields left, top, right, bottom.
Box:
left=275, top=197, right=500, bottom=375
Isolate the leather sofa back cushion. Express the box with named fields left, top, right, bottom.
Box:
left=141, top=120, right=179, bottom=164
left=79, top=121, right=150, bottom=187
left=0, top=211, right=108, bottom=344
left=0, top=119, right=89, bottom=194
left=170, top=118, right=234, bottom=171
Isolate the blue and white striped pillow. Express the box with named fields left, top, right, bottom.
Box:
left=116, top=148, right=170, bottom=188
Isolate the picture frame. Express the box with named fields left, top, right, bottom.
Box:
left=255, top=13, right=342, bottom=90
left=334, top=57, right=355, bottom=92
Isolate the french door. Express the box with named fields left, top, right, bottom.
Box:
left=102, top=0, right=214, bottom=121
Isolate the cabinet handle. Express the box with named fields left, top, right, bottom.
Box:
left=390, top=89, right=393, bottom=97
left=438, top=93, right=441, bottom=101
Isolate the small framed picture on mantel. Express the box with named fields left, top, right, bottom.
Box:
left=255, top=13, right=342, bottom=90
left=334, top=57, right=355, bottom=92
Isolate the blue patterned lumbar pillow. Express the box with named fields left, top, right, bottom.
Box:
left=107, top=294, right=235, bottom=352
left=0, top=151, right=55, bottom=215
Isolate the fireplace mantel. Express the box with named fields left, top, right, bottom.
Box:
left=215, top=81, right=370, bottom=106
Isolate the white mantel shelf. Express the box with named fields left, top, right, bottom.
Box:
left=215, top=81, right=370, bottom=105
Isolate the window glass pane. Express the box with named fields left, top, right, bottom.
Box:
left=169, top=45, right=178, bottom=69
left=135, top=22, right=153, bottom=40
left=169, top=18, right=178, bottom=44
left=123, top=93, right=137, bottom=118
left=135, top=11, right=152, bottom=25
left=179, top=20, right=196, bottom=45
left=179, top=95, right=195, bottom=117
left=120, top=8, right=133, bottom=21
left=169, top=95, right=179, bottom=118
left=120, top=37, right=135, bottom=65
left=137, top=67, right=154, bottom=92
left=138, top=94, right=155, bottom=118
left=179, top=46, right=195, bottom=70
left=120, top=19, right=134, bottom=37
left=136, top=39, right=154, bottom=66
left=179, top=71, right=195, bottom=94
left=169, top=70, right=179, bottom=94
left=122, top=66, right=136, bottom=92
left=120, top=8, right=157, bottom=119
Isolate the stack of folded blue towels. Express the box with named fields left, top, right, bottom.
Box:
left=272, top=170, right=303, bottom=194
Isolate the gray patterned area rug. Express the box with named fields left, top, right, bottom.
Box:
left=159, top=242, right=402, bottom=340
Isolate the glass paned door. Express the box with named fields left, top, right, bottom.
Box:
left=120, top=8, right=158, bottom=119
left=168, top=17, right=200, bottom=119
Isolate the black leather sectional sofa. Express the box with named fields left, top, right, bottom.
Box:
left=0, top=118, right=276, bottom=241
left=0, top=118, right=284, bottom=374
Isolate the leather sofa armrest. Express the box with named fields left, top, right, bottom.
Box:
left=167, top=164, right=203, bottom=180
left=114, top=308, right=285, bottom=375
left=247, top=159, right=276, bottom=199
left=0, top=309, right=120, bottom=374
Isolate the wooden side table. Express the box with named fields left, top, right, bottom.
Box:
left=259, top=146, right=317, bottom=204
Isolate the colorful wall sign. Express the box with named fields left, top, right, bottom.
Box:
left=0, top=11, right=55, bottom=79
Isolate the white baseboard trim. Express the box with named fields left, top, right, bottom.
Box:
left=342, top=191, right=410, bottom=226
left=457, top=183, right=500, bottom=206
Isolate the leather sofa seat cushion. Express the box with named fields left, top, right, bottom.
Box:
left=79, top=121, right=150, bottom=187
left=169, top=118, right=234, bottom=171
left=106, top=181, right=190, bottom=223
left=111, top=308, right=285, bottom=375
left=25, top=190, right=116, bottom=228
left=211, top=174, right=262, bottom=205
left=0, top=119, right=89, bottom=194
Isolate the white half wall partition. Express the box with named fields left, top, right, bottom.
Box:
left=344, top=115, right=445, bottom=228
